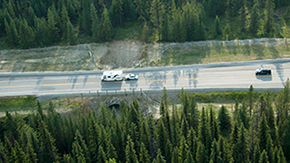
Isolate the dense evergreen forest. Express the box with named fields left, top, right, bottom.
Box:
left=0, top=0, right=290, bottom=49
left=1, top=85, right=290, bottom=162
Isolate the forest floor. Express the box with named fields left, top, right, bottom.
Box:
left=0, top=38, right=289, bottom=72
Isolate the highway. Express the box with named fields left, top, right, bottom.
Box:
left=0, top=58, right=290, bottom=97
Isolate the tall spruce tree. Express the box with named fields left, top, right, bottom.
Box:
left=97, top=146, right=107, bottom=163
left=282, top=118, right=290, bottom=161
left=210, top=139, right=222, bottom=163
left=253, top=143, right=261, bottom=163
left=19, top=18, right=34, bottom=49
left=91, top=3, right=99, bottom=42
left=218, top=137, right=230, bottom=163
left=196, top=142, right=208, bottom=163
left=139, top=142, right=150, bottom=163
left=218, top=105, right=232, bottom=137
left=214, top=15, right=222, bottom=37
left=258, top=114, right=270, bottom=152
left=149, top=0, right=165, bottom=41
left=99, top=7, right=112, bottom=42
left=248, top=3, right=260, bottom=37
left=125, top=135, right=139, bottom=163
left=37, top=120, right=59, bottom=163
left=67, top=20, right=77, bottom=45
left=61, top=5, right=69, bottom=41
left=263, top=0, right=275, bottom=36
left=259, top=150, right=269, bottom=163
left=184, top=150, right=194, bottom=163
left=109, top=0, right=123, bottom=27
left=239, top=0, right=246, bottom=34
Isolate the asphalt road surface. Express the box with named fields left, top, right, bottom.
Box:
left=1, top=58, right=290, bottom=97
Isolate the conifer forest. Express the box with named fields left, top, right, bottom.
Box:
left=0, top=0, right=290, bottom=48
left=0, top=85, right=290, bottom=162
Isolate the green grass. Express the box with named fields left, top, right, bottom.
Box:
left=0, top=96, right=37, bottom=112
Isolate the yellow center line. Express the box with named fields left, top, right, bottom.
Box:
left=0, top=74, right=281, bottom=89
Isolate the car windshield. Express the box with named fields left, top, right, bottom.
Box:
left=130, top=74, right=135, bottom=77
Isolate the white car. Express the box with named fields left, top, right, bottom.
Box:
left=125, top=73, right=138, bottom=80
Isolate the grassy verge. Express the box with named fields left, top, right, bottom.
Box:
left=154, top=42, right=290, bottom=66
left=0, top=96, right=37, bottom=112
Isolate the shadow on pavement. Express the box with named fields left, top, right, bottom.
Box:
left=124, top=80, right=138, bottom=90
left=101, top=81, right=122, bottom=91
left=255, top=75, right=273, bottom=81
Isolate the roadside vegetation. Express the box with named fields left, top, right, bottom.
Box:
left=1, top=83, right=290, bottom=162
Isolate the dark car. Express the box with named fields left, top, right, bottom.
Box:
left=255, top=68, right=271, bottom=75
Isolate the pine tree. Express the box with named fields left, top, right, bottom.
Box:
left=278, top=147, right=287, bottom=163
left=263, top=0, right=275, bottom=36
left=72, top=130, right=90, bottom=163
left=209, top=107, right=219, bottom=141
left=28, top=6, right=36, bottom=27
left=231, top=122, right=240, bottom=161
left=236, top=124, right=249, bottom=162
left=61, top=5, right=69, bottom=41
left=134, top=0, right=146, bottom=22
left=152, top=150, right=166, bottom=163
left=4, top=135, right=14, bottom=162
left=80, top=0, right=93, bottom=35
left=125, top=135, right=139, bottom=163
left=34, top=17, right=48, bottom=47
left=218, top=137, right=230, bottom=163
left=178, top=136, right=188, bottom=163
left=3, top=111, right=18, bottom=141
left=37, top=120, right=59, bottom=163
left=13, top=140, right=28, bottom=163
left=139, top=142, right=150, bottom=163
left=149, top=0, right=165, bottom=41
left=157, top=119, right=168, bottom=158
left=259, top=150, right=269, bottom=163
left=91, top=3, right=99, bottom=42
left=26, top=142, right=38, bottom=163
left=184, top=150, right=194, bottom=163
left=99, top=7, right=113, bottom=42
left=282, top=118, right=290, bottom=161
left=214, top=15, right=222, bottom=36
left=281, top=21, right=290, bottom=43
left=97, top=146, right=107, bottom=163
left=67, top=20, right=78, bottom=45
left=248, top=3, right=260, bottom=37
left=218, top=105, right=232, bottom=137
left=18, top=18, right=34, bottom=49
left=210, top=139, right=222, bottom=163
left=171, top=147, right=179, bottom=163
left=258, top=114, right=270, bottom=152
left=253, top=143, right=261, bottom=163
left=239, top=101, right=250, bottom=129
left=142, top=20, right=150, bottom=42
left=239, top=0, right=246, bottom=34
left=109, top=0, right=123, bottom=27
left=47, top=8, right=59, bottom=45
left=196, top=142, right=208, bottom=163
left=161, top=14, right=169, bottom=41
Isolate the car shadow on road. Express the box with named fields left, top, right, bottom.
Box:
left=101, top=81, right=123, bottom=91
left=255, top=75, right=273, bottom=81
left=124, top=79, right=138, bottom=90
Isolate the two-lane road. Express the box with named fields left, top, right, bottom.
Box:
left=0, top=59, right=290, bottom=97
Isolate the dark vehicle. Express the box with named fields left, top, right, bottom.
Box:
left=255, top=68, right=271, bottom=75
